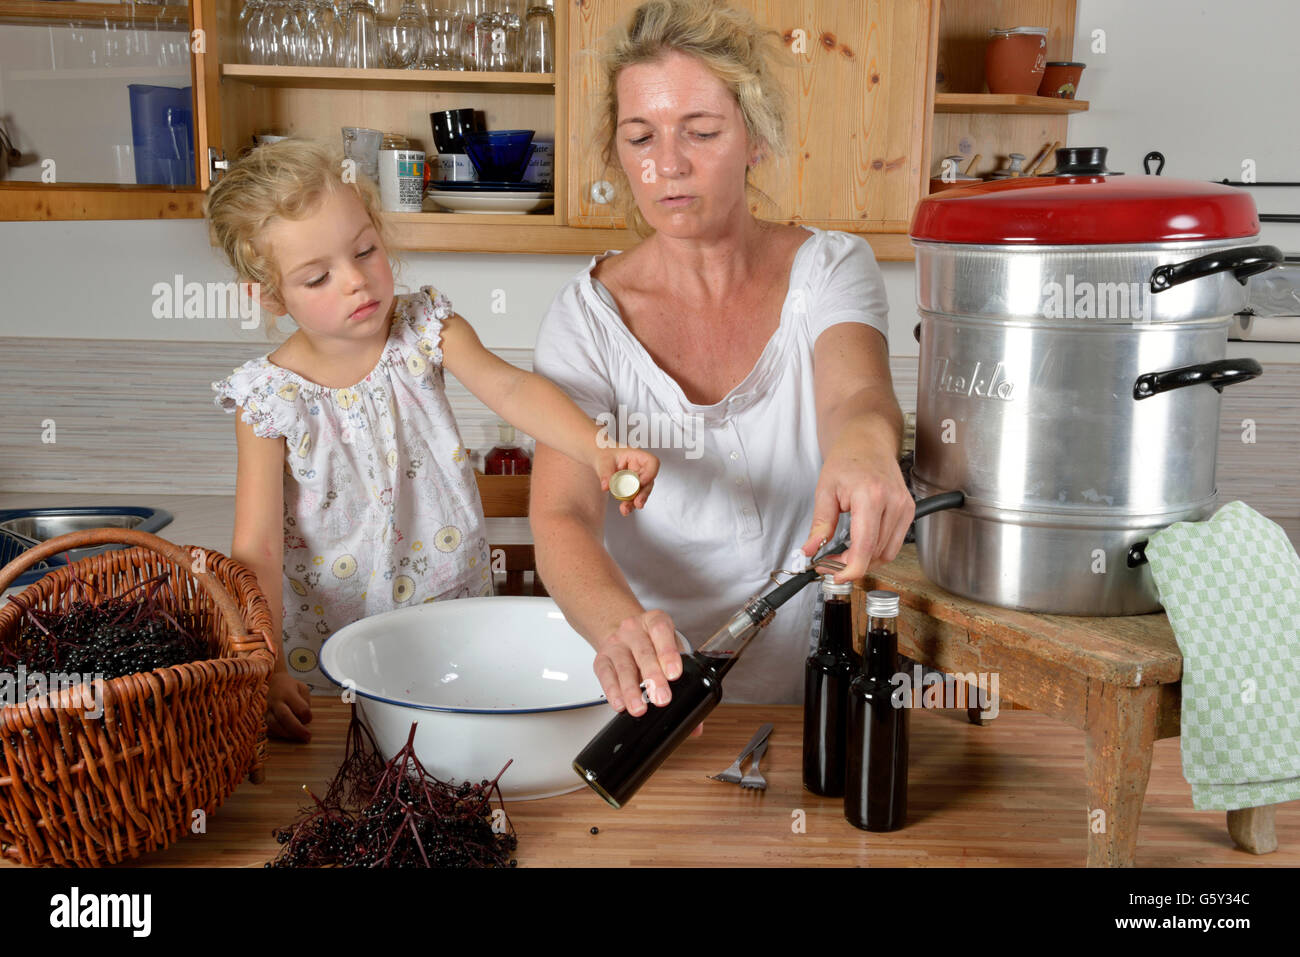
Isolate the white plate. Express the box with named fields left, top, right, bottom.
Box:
left=424, top=191, right=554, bottom=214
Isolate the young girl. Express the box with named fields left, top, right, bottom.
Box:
left=205, top=138, right=657, bottom=742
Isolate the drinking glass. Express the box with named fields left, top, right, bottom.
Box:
left=238, top=0, right=264, bottom=63
left=262, top=0, right=291, bottom=65
left=520, top=2, right=552, bottom=73
left=340, top=0, right=382, bottom=68
left=314, top=0, right=343, bottom=66
left=468, top=0, right=517, bottom=71
left=422, top=7, right=462, bottom=69
left=297, top=0, right=327, bottom=65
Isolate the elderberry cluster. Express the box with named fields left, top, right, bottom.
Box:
left=269, top=716, right=519, bottom=869
left=1, top=574, right=210, bottom=684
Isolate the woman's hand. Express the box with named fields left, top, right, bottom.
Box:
left=595, top=447, right=659, bottom=516
left=592, top=610, right=704, bottom=735
left=801, top=437, right=914, bottom=581
left=266, top=672, right=313, bottom=742
left=593, top=609, right=683, bottom=715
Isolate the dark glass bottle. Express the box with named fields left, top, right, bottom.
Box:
left=802, top=575, right=860, bottom=796
left=573, top=595, right=775, bottom=808
left=484, top=422, right=531, bottom=475
left=845, top=589, right=908, bottom=831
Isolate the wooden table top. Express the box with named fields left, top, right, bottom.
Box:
left=860, top=546, right=1183, bottom=686
left=0, top=698, right=926, bottom=868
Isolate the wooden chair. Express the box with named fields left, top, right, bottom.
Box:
left=475, top=472, right=546, bottom=596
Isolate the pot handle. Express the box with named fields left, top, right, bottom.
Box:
left=1127, top=540, right=1149, bottom=567
left=1149, top=244, right=1282, bottom=293
left=1133, top=358, right=1262, bottom=400
left=913, top=490, right=965, bottom=518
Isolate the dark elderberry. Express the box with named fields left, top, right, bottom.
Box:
left=267, top=712, right=518, bottom=869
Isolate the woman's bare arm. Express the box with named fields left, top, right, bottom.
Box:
left=529, top=441, right=684, bottom=715
left=801, top=324, right=914, bottom=581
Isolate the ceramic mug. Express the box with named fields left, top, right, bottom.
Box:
left=1038, top=61, right=1085, bottom=98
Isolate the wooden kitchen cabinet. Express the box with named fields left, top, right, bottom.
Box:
left=567, top=0, right=939, bottom=258
left=929, top=0, right=1087, bottom=184
left=0, top=0, right=207, bottom=220
left=4, top=0, right=1080, bottom=259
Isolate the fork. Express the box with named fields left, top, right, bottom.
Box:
left=708, top=723, right=773, bottom=784
left=740, top=738, right=769, bottom=790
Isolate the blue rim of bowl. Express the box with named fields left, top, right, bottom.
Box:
left=317, top=640, right=608, bottom=715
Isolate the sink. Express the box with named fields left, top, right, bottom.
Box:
left=0, top=507, right=174, bottom=589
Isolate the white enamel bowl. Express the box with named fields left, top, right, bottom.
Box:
left=319, top=597, right=609, bottom=800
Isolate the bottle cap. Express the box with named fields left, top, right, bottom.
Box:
left=821, top=574, right=852, bottom=597
left=609, top=469, right=640, bottom=501
left=497, top=422, right=515, bottom=444
left=866, top=589, right=900, bottom=618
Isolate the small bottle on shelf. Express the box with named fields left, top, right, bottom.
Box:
left=802, top=574, right=860, bottom=797
left=844, top=589, right=909, bottom=831
left=484, top=422, right=531, bottom=475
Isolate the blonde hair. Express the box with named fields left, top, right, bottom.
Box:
left=597, top=0, right=789, bottom=236
left=203, top=137, right=397, bottom=334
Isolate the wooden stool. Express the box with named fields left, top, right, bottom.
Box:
left=856, top=544, right=1281, bottom=867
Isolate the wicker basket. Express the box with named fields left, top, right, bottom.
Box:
left=0, top=529, right=275, bottom=867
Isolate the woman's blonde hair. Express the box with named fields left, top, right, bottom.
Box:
left=597, top=0, right=789, bottom=236
left=203, top=137, right=397, bottom=333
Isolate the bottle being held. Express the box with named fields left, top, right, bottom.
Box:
left=802, top=575, right=860, bottom=797
left=484, top=421, right=531, bottom=475
left=844, top=589, right=909, bottom=831
left=573, top=594, right=778, bottom=808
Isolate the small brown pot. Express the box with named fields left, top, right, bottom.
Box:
left=1038, top=61, right=1085, bottom=98
left=985, top=27, right=1047, bottom=95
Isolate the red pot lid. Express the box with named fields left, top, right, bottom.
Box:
left=910, top=149, right=1260, bottom=245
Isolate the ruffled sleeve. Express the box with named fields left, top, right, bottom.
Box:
left=212, top=359, right=303, bottom=442
left=390, top=285, right=452, bottom=370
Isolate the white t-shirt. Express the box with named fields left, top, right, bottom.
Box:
left=533, top=225, right=890, bottom=703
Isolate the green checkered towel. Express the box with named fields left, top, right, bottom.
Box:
left=1146, top=501, right=1300, bottom=811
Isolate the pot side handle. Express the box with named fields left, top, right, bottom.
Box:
left=1133, top=358, right=1263, bottom=400
left=1149, top=244, right=1282, bottom=292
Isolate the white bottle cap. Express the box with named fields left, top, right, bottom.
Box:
left=866, top=589, right=900, bottom=618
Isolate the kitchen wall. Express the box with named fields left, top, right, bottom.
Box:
left=2, top=0, right=1299, bottom=531
left=3, top=0, right=1298, bottom=355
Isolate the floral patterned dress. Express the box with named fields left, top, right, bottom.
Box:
left=213, top=286, right=491, bottom=693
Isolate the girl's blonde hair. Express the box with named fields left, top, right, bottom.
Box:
left=203, top=137, right=397, bottom=332
left=597, top=0, right=789, bottom=236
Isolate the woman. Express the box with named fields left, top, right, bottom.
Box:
left=531, top=0, right=913, bottom=717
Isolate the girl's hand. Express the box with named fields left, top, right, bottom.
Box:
left=266, top=672, right=313, bottom=742
left=596, top=447, right=659, bottom=516
left=800, top=441, right=914, bottom=583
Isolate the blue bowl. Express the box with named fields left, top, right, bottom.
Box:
left=464, top=130, right=536, bottom=182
